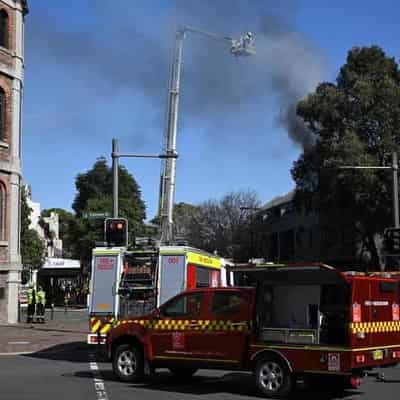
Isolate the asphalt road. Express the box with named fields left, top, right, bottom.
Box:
left=1, top=343, right=400, bottom=400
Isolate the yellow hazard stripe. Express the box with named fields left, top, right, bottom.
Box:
left=114, top=319, right=248, bottom=332
left=350, top=321, right=400, bottom=334
left=91, top=317, right=115, bottom=333
left=100, top=324, right=112, bottom=334
left=91, top=320, right=101, bottom=333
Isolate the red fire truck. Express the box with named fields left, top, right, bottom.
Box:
left=106, top=263, right=400, bottom=398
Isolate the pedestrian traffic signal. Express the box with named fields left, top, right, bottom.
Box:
left=105, top=218, right=128, bottom=247
left=383, top=227, right=400, bottom=256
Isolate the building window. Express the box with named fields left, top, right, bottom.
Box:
left=0, top=88, right=5, bottom=141
left=0, top=10, right=8, bottom=49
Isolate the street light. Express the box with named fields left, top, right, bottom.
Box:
left=159, top=27, right=256, bottom=244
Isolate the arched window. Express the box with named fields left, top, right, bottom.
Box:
left=0, top=88, right=5, bottom=141
left=0, top=10, right=8, bottom=49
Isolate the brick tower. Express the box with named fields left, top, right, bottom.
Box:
left=0, top=0, right=28, bottom=323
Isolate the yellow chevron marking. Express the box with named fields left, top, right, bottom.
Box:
left=91, top=320, right=101, bottom=333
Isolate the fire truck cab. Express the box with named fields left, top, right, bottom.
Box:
left=106, top=263, right=400, bottom=398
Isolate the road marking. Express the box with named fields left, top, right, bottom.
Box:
left=89, top=352, right=109, bottom=400
left=8, top=341, right=31, bottom=345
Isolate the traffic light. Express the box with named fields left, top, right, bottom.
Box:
left=383, top=227, right=400, bottom=255
left=104, top=218, right=128, bottom=247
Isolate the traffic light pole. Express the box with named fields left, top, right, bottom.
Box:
left=111, top=138, right=178, bottom=221
left=392, top=152, right=399, bottom=228
left=112, top=139, right=119, bottom=218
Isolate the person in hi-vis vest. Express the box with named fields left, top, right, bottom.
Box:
left=36, top=286, right=46, bottom=323
left=27, top=284, right=36, bottom=323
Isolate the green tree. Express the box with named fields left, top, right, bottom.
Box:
left=72, top=157, right=146, bottom=263
left=291, top=46, right=400, bottom=269
left=21, top=188, right=45, bottom=271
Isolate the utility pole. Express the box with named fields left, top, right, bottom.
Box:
left=112, top=139, right=119, bottom=218
left=159, top=27, right=256, bottom=244
left=392, top=152, right=399, bottom=228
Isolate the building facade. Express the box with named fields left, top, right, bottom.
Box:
left=252, top=191, right=360, bottom=270
left=25, top=185, right=63, bottom=259
left=0, top=0, right=28, bottom=323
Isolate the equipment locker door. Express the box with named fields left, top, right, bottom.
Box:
left=351, top=278, right=372, bottom=347
left=90, top=253, right=120, bottom=314
left=158, top=254, right=186, bottom=305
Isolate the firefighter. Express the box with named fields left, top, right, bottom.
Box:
left=36, top=286, right=46, bottom=323
left=27, top=284, right=36, bottom=323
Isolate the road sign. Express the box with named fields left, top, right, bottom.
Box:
left=83, top=212, right=111, bottom=219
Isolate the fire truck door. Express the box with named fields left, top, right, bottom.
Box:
left=149, top=292, right=205, bottom=359
left=198, top=290, right=251, bottom=363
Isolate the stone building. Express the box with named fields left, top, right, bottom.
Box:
left=0, top=0, right=28, bottom=323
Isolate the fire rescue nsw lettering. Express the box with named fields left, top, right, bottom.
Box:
left=97, top=257, right=115, bottom=270
left=393, top=303, right=399, bottom=321
left=328, top=353, right=340, bottom=372
left=172, top=331, right=185, bottom=350
left=352, top=302, right=361, bottom=322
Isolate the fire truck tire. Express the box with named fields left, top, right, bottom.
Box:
left=112, top=344, right=144, bottom=382
left=254, top=356, right=293, bottom=398
left=169, top=367, right=198, bottom=379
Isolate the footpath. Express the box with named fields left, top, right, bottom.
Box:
left=0, top=308, right=88, bottom=355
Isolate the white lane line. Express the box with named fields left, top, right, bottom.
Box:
left=8, top=341, right=31, bottom=345
left=89, top=352, right=109, bottom=400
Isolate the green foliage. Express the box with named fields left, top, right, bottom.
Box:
left=291, top=46, right=400, bottom=269
left=72, top=157, right=146, bottom=263
left=21, top=188, right=45, bottom=270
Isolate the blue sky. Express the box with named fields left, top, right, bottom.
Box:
left=23, top=0, right=400, bottom=221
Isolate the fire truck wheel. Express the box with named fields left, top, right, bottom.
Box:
left=254, top=356, right=293, bottom=398
left=169, top=367, right=198, bottom=379
left=112, top=344, right=144, bottom=382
